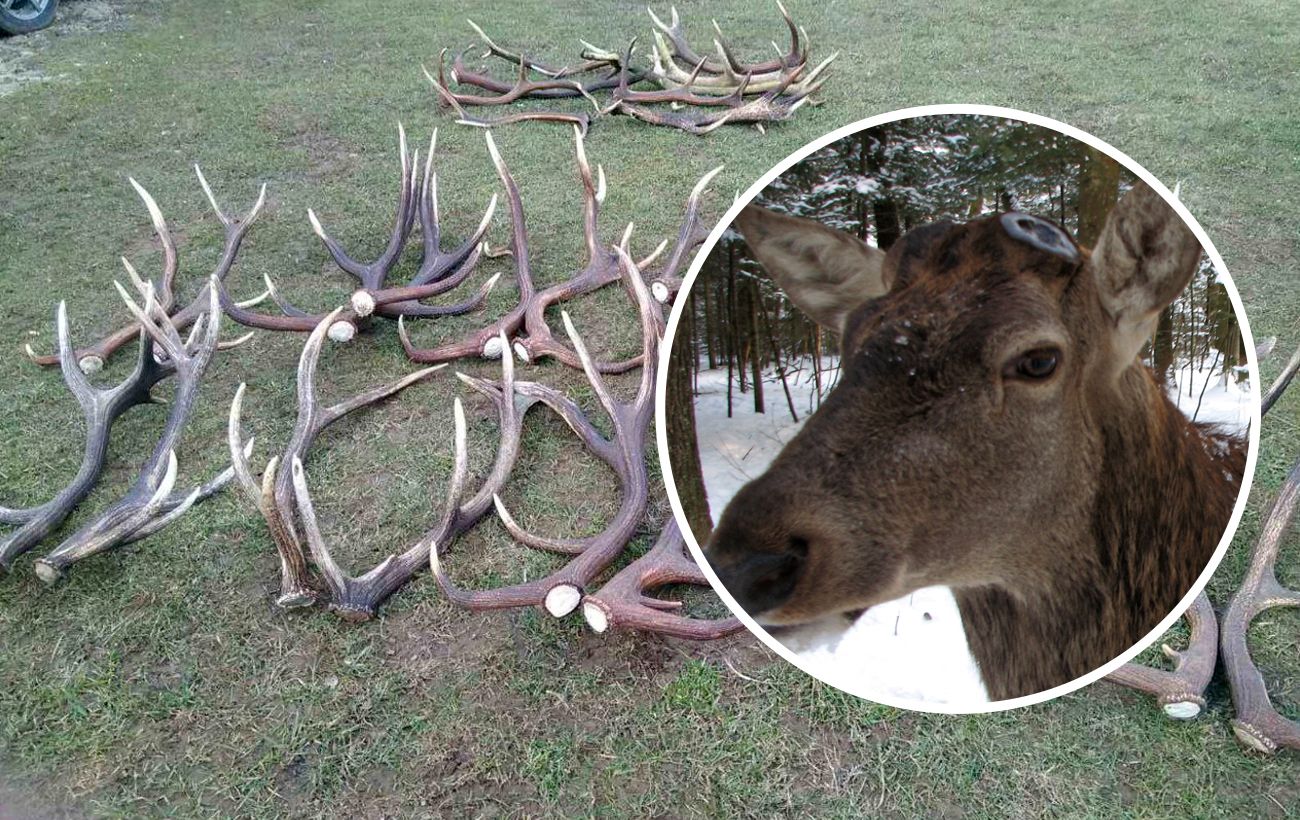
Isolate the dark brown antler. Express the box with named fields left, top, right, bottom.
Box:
left=644, top=5, right=833, bottom=96
left=399, top=128, right=721, bottom=372
left=218, top=127, right=500, bottom=343
left=436, top=47, right=614, bottom=105
left=24, top=172, right=267, bottom=372
left=33, top=279, right=244, bottom=582
left=1262, top=342, right=1300, bottom=414
left=431, top=240, right=659, bottom=617
left=1220, top=451, right=1300, bottom=753
left=1104, top=591, right=1219, bottom=718
left=227, top=309, right=443, bottom=608
left=465, top=19, right=626, bottom=79
left=0, top=306, right=170, bottom=569
left=424, top=65, right=594, bottom=135
left=582, top=518, right=744, bottom=639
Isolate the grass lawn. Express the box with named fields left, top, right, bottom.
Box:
left=0, top=0, right=1296, bottom=816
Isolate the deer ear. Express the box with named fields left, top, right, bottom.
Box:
left=733, top=204, right=888, bottom=335
left=1091, top=182, right=1201, bottom=373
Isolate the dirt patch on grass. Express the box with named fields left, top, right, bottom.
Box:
left=0, top=767, right=84, bottom=820
left=0, top=1, right=134, bottom=97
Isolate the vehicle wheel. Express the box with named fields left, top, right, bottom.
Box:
left=0, top=0, right=58, bottom=35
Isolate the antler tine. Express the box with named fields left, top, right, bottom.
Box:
left=1262, top=341, right=1300, bottom=415
left=650, top=163, right=723, bottom=302
left=126, top=177, right=180, bottom=309
left=402, top=127, right=499, bottom=293
left=227, top=382, right=263, bottom=506
left=400, top=131, right=537, bottom=364
left=582, top=518, right=745, bottom=639
left=614, top=238, right=663, bottom=408
left=0, top=304, right=170, bottom=568
left=467, top=18, right=559, bottom=78
left=113, top=280, right=186, bottom=362
left=307, top=124, right=417, bottom=290
left=1220, top=453, right=1300, bottom=753
left=573, top=123, right=604, bottom=265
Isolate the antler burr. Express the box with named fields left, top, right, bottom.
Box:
left=582, top=518, right=744, bottom=639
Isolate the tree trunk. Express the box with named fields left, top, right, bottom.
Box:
left=866, top=128, right=902, bottom=250
left=1152, top=305, right=1176, bottom=386
left=667, top=323, right=713, bottom=539
left=748, top=277, right=765, bottom=414
left=1077, top=145, right=1121, bottom=247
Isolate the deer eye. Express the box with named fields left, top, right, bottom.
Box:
left=1006, top=348, right=1061, bottom=381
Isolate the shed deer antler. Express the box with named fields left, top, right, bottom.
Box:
left=431, top=239, right=659, bottom=617
left=399, top=127, right=721, bottom=372
left=1, top=307, right=170, bottom=569
left=285, top=331, right=531, bottom=621
left=1220, top=449, right=1300, bottom=753
left=32, top=278, right=246, bottom=582
left=218, top=126, right=501, bottom=344
left=24, top=172, right=268, bottom=373
left=227, top=310, right=443, bottom=609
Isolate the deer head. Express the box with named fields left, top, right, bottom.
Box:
left=706, top=182, right=1211, bottom=632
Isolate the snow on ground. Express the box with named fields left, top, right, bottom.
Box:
left=694, top=356, right=1253, bottom=706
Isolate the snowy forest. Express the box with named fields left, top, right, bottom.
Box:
left=667, top=115, right=1248, bottom=539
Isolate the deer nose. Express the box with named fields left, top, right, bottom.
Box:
left=708, top=540, right=807, bottom=617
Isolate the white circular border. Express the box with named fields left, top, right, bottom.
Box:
left=654, top=103, right=1262, bottom=715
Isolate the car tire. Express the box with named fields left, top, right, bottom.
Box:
left=0, top=0, right=58, bottom=35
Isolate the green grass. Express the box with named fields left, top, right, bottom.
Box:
left=0, top=0, right=1298, bottom=816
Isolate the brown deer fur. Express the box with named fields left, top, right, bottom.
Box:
left=705, top=182, right=1245, bottom=700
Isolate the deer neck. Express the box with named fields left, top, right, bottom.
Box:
left=957, top=368, right=1242, bottom=701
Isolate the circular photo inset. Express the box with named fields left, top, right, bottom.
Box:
left=657, top=106, right=1260, bottom=711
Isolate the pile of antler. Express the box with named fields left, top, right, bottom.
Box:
left=11, top=121, right=740, bottom=639
left=1106, top=347, right=1300, bottom=753
left=3, top=176, right=266, bottom=581
left=428, top=2, right=835, bottom=135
